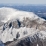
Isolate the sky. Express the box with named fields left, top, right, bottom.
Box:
left=0, top=0, right=46, bottom=5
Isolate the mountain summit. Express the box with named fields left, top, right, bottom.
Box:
left=0, top=7, right=46, bottom=46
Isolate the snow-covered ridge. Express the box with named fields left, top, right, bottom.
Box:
left=0, top=7, right=46, bottom=46
left=0, top=7, right=45, bottom=23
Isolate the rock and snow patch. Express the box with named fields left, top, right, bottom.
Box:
left=38, top=31, right=46, bottom=40
left=0, top=7, right=46, bottom=46
left=0, top=27, right=46, bottom=43
left=0, top=27, right=38, bottom=43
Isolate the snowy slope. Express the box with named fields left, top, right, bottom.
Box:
left=0, top=7, right=46, bottom=45
left=0, top=7, right=45, bottom=23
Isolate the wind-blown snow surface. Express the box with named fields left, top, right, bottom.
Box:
left=0, top=7, right=45, bottom=23
left=0, top=7, right=46, bottom=46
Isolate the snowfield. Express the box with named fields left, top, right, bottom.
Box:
left=0, top=7, right=46, bottom=46
left=0, top=7, right=45, bottom=23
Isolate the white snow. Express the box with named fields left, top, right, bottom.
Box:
left=0, top=7, right=42, bottom=23
left=37, top=44, right=39, bottom=46
left=0, top=27, right=38, bottom=43
left=0, top=26, right=46, bottom=43
left=38, top=31, right=46, bottom=40
left=0, top=7, right=46, bottom=44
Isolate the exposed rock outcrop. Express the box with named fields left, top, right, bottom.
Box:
left=3, top=17, right=46, bottom=31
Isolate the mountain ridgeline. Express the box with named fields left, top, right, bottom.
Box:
left=0, top=7, right=46, bottom=46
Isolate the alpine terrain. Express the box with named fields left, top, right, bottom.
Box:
left=0, top=7, right=46, bottom=46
